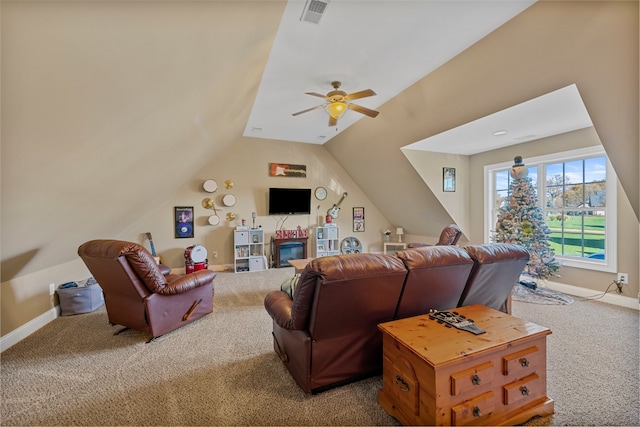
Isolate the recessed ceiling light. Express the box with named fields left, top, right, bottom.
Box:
left=493, top=130, right=508, bottom=136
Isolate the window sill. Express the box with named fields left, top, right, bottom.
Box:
left=558, top=257, right=615, bottom=273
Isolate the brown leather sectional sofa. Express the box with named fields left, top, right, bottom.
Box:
left=264, top=243, right=529, bottom=394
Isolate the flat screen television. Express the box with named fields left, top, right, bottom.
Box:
left=268, top=188, right=311, bottom=215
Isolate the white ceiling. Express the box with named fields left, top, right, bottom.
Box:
left=243, top=0, right=536, bottom=144
left=403, top=83, right=594, bottom=155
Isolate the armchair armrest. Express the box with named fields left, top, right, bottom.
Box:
left=160, top=270, right=216, bottom=295
left=264, top=290, right=294, bottom=330
left=158, top=263, right=171, bottom=276
left=407, top=242, right=432, bottom=248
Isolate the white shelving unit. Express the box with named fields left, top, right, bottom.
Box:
left=234, top=228, right=266, bottom=273
left=315, top=225, right=340, bottom=257
left=383, top=242, right=407, bottom=255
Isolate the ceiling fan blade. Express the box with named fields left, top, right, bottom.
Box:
left=328, top=116, right=337, bottom=127
left=348, top=103, right=380, bottom=118
left=305, top=92, right=328, bottom=99
left=344, top=89, right=376, bottom=101
left=292, top=104, right=324, bottom=116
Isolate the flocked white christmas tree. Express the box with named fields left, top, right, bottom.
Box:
left=493, top=156, right=560, bottom=280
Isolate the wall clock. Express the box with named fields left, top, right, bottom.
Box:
left=314, top=187, right=327, bottom=200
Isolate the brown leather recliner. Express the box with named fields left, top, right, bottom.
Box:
left=458, top=243, right=530, bottom=314
left=264, top=253, right=407, bottom=394
left=77, top=239, right=216, bottom=341
left=407, top=224, right=462, bottom=248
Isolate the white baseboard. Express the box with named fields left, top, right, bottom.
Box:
left=1, top=306, right=60, bottom=352
left=542, top=280, right=639, bottom=311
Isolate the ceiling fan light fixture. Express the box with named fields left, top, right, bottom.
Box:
left=326, top=102, right=347, bottom=119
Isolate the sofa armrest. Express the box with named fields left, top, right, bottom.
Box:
left=159, top=270, right=216, bottom=295
left=264, top=290, right=294, bottom=330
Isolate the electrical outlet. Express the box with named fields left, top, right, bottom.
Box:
left=49, top=283, right=55, bottom=295
left=617, top=273, right=629, bottom=285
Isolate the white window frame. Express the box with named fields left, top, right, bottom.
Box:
left=484, top=146, right=617, bottom=273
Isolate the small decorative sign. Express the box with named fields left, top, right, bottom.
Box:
left=353, top=207, right=365, bottom=232
left=275, top=228, right=308, bottom=239
left=443, top=167, right=456, bottom=192
left=269, top=163, right=307, bottom=177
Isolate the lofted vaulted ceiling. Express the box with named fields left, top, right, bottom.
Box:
left=244, top=0, right=535, bottom=144
left=1, top=0, right=637, bottom=282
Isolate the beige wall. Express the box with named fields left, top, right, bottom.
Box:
left=127, top=137, right=395, bottom=268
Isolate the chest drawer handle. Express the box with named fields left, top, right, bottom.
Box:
left=521, top=386, right=530, bottom=396
left=520, top=357, right=530, bottom=367
left=472, top=406, right=482, bottom=417
left=471, top=374, right=481, bottom=385
left=395, top=375, right=410, bottom=392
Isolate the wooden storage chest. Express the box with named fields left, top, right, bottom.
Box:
left=377, top=304, right=554, bottom=426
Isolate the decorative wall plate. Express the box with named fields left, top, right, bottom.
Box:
left=314, top=186, right=327, bottom=200
left=341, top=237, right=362, bottom=254
left=203, top=180, right=218, bottom=193
left=208, top=215, right=220, bottom=226
left=222, top=194, right=237, bottom=207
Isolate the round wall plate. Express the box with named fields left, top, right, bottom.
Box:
left=222, top=194, right=237, bottom=206
left=314, top=186, right=327, bottom=200
left=203, top=179, right=218, bottom=193
left=341, top=237, right=362, bottom=254
left=208, top=215, right=220, bottom=226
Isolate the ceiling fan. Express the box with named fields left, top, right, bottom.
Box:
left=292, top=81, right=380, bottom=126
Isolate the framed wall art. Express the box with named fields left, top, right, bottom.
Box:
left=175, top=206, right=194, bottom=238
left=353, top=207, right=365, bottom=232
left=268, top=163, right=307, bottom=177
left=443, top=167, right=456, bottom=192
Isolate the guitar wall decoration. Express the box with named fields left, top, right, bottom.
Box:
left=327, top=192, right=348, bottom=219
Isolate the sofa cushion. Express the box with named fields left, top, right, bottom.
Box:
left=394, top=245, right=474, bottom=318
left=459, top=243, right=530, bottom=312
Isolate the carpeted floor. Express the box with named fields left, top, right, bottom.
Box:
left=1, top=268, right=638, bottom=426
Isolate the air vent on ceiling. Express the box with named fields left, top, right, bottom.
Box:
left=300, top=0, right=329, bottom=24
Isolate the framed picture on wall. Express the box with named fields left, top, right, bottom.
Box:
left=175, top=206, right=194, bottom=238
left=268, top=163, right=307, bottom=177
left=443, top=167, right=456, bottom=192
left=353, top=207, right=365, bottom=232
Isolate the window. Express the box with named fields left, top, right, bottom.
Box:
left=484, top=146, right=617, bottom=273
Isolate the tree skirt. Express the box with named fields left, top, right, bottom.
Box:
left=512, top=282, right=574, bottom=305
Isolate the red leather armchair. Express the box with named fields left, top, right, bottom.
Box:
left=407, top=224, right=462, bottom=248
left=77, top=240, right=215, bottom=342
